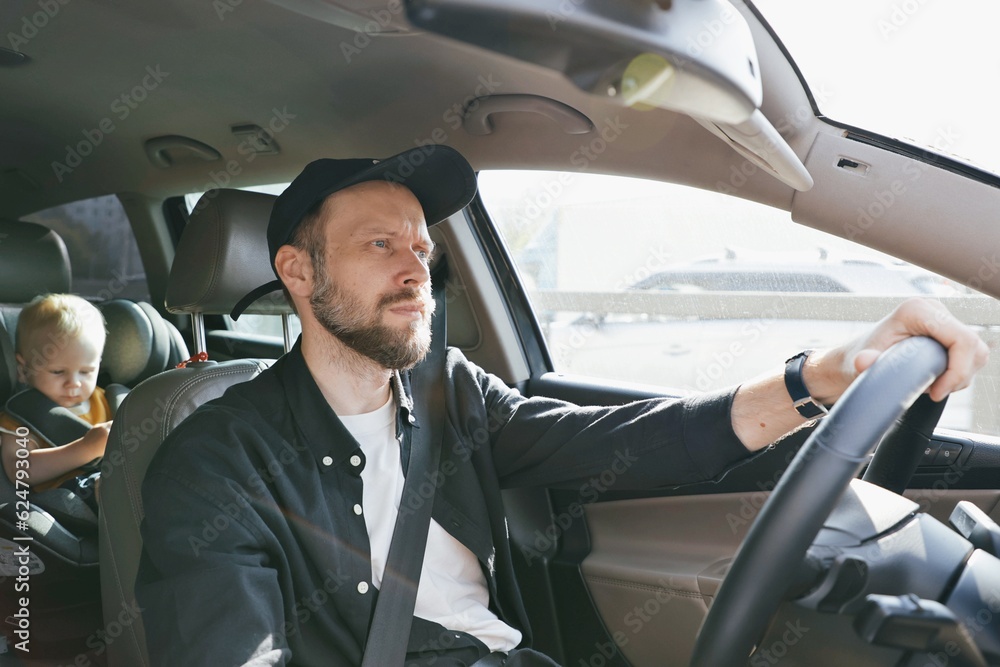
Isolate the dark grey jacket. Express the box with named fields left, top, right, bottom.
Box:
left=136, top=341, right=749, bottom=666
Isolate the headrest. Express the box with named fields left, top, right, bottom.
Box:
left=165, top=190, right=292, bottom=316
left=0, top=220, right=71, bottom=301
left=98, top=300, right=172, bottom=386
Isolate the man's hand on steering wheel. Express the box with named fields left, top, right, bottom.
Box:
left=804, top=297, right=990, bottom=406
left=732, top=297, right=988, bottom=455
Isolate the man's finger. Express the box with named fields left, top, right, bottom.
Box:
left=853, top=348, right=880, bottom=374
left=926, top=336, right=989, bottom=401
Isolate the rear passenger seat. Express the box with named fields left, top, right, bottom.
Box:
left=0, top=218, right=189, bottom=656
left=0, top=220, right=190, bottom=407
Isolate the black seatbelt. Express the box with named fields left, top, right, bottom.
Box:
left=361, top=258, right=449, bottom=667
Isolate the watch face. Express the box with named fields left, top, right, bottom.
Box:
left=785, top=350, right=812, bottom=365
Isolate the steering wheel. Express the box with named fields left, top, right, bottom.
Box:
left=689, top=336, right=948, bottom=666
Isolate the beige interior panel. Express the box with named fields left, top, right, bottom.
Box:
left=903, top=488, right=1000, bottom=525
left=582, top=493, right=754, bottom=666
left=791, top=132, right=1000, bottom=298
left=582, top=489, right=1000, bottom=666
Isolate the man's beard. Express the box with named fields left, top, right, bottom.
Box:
left=309, top=261, right=434, bottom=370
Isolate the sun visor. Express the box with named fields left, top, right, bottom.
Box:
left=406, top=0, right=762, bottom=125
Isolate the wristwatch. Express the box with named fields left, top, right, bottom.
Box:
left=784, top=350, right=828, bottom=419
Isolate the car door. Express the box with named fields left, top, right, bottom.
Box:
left=464, top=162, right=1000, bottom=667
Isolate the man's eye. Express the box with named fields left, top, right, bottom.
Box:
left=373, top=240, right=387, bottom=248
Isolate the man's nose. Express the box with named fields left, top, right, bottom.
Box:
left=399, top=250, right=431, bottom=287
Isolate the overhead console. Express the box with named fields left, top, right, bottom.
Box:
left=404, top=0, right=813, bottom=191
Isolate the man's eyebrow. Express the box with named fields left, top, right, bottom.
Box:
left=356, top=227, right=435, bottom=251
left=355, top=226, right=399, bottom=238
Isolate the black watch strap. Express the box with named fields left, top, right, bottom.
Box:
left=784, top=350, right=828, bottom=419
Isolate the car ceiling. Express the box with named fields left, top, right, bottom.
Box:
left=0, top=0, right=815, bottom=218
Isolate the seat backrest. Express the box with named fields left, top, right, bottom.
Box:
left=99, top=189, right=292, bottom=667
left=98, top=299, right=189, bottom=386
left=0, top=219, right=73, bottom=404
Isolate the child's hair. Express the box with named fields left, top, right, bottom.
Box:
left=15, top=294, right=106, bottom=371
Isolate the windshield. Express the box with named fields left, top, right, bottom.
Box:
left=752, top=0, right=1000, bottom=178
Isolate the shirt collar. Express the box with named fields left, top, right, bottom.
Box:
left=277, top=338, right=416, bottom=470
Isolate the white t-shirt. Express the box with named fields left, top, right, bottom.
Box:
left=339, top=397, right=522, bottom=652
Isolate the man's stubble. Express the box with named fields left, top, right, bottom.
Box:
left=309, top=256, right=434, bottom=371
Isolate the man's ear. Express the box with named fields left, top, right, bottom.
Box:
left=274, top=245, right=313, bottom=300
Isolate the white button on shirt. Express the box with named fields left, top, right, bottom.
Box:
left=338, top=396, right=521, bottom=653
left=357, top=582, right=369, bottom=595
left=322, top=456, right=333, bottom=466
left=349, top=454, right=362, bottom=467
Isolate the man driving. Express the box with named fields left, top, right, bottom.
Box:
left=136, top=145, right=988, bottom=666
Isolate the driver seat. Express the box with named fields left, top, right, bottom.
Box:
left=98, top=189, right=291, bottom=666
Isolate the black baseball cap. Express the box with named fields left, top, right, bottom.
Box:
left=231, top=145, right=477, bottom=319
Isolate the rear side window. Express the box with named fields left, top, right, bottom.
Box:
left=23, top=195, right=150, bottom=302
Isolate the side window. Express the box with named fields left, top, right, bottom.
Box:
left=478, top=170, right=997, bottom=436
left=228, top=313, right=302, bottom=341
left=23, top=195, right=150, bottom=302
